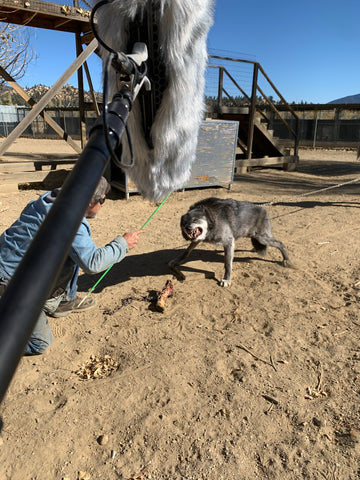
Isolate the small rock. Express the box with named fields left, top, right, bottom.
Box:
left=78, top=472, right=91, bottom=480
left=97, top=434, right=109, bottom=446
left=312, top=417, right=322, bottom=427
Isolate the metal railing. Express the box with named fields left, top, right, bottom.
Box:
left=207, top=56, right=299, bottom=158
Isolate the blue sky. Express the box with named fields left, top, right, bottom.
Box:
left=18, top=0, right=360, bottom=104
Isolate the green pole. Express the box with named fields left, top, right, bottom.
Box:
left=78, top=193, right=171, bottom=305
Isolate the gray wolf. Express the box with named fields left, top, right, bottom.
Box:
left=169, top=197, right=292, bottom=287
left=93, top=0, right=214, bottom=201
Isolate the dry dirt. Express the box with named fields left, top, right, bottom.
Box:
left=0, top=140, right=360, bottom=480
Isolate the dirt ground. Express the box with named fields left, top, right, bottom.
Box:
left=0, top=140, right=359, bottom=480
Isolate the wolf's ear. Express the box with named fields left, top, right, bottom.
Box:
left=189, top=202, right=203, bottom=212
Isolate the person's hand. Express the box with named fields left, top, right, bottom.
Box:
left=123, top=230, right=145, bottom=250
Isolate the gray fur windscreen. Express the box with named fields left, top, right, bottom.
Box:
left=93, top=0, right=215, bottom=202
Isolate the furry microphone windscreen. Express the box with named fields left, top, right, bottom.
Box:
left=93, top=0, right=215, bottom=202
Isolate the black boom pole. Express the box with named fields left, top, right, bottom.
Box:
left=0, top=89, right=133, bottom=405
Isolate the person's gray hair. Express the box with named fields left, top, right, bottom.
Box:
left=90, top=176, right=111, bottom=204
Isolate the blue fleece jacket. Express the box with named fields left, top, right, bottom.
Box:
left=0, top=190, right=129, bottom=282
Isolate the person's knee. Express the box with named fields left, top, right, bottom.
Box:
left=24, top=311, right=53, bottom=356
left=24, top=334, right=52, bottom=356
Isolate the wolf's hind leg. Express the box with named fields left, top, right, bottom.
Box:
left=254, top=234, right=292, bottom=266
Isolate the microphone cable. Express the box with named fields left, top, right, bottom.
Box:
left=90, top=0, right=136, bottom=169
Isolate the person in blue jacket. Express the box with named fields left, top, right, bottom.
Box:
left=0, top=176, right=144, bottom=355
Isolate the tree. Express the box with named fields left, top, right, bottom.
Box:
left=0, top=23, right=35, bottom=90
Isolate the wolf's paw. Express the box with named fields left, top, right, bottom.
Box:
left=174, top=271, right=186, bottom=281
left=283, top=259, right=296, bottom=269
left=168, top=261, right=186, bottom=281
left=220, top=278, right=231, bottom=287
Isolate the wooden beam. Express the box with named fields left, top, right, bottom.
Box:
left=53, top=18, right=73, bottom=29
left=0, top=65, right=82, bottom=154
left=81, top=31, right=95, bottom=46
left=0, top=0, right=92, bottom=33
left=76, top=32, right=87, bottom=148
left=0, top=38, right=98, bottom=157
left=235, top=155, right=298, bottom=169
left=83, top=60, right=100, bottom=117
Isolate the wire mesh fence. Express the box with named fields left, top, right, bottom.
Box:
left=0, top=105, right=98, bottom=139
left=1, top=103, right=359, bottom=147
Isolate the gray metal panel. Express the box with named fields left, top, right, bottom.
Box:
left=111, top=119, right=239, bottom=196
left=185, top=119, right=238, bottom=189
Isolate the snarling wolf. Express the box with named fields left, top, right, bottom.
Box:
left=169, top=197, right=292, bottom=287
left=93, top=0, right=215, bottom=201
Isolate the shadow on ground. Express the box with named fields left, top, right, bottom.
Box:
left=77, top=246, right=286, bottom=293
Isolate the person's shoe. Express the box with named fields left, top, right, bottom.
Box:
left=50, top=296, right=96, bottom=318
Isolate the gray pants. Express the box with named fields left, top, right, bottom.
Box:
left=0, top=260, right=78, bottom=355
left=0, top=284, right=66, bottom=356
left=25, top=293, right=67, bottom=355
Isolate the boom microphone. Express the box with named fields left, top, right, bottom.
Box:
left=0, top=0, right=214, bottom=409
left=93, top=0, right=215, bottom=201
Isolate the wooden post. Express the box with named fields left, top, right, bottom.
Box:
left=83, top=61, right=100, bottom=117
left=312, top=110, right=319, bottom=149
left=218, top=67, right=223, bottom=111
left=75, top=32, right=87, bottom=149
left=247, top=62, right=258, bottom=161
left=238, top=62, right=258, bottom=174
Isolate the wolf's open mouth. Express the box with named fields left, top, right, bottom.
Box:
left=186, top=227, right=202, bottom=240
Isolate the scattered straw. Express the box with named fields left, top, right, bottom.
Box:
left=75, top=354, right=119, bottom=380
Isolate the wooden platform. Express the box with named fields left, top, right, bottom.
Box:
left=0, top=139, right=77, bottom=192
left=34, top=159, right=77, bottom=171
left=0, top=0, right=93, bottom=34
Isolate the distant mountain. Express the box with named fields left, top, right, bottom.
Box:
left=328, top=93, right=360, bottom=104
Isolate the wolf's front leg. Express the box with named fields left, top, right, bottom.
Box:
left=168, top=242, right=198, bottom=281
left=220, top=240, right=234, bottom=287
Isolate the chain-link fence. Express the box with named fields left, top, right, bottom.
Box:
left=266, top=106, right=360, bottom=148
left=0, top=105, right=98, bottom=139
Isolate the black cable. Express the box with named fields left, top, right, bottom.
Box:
left=90, top=0, right=116, bottom=54
left=91, top=0, right=135, bottom=169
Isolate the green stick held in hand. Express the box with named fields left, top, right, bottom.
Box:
left=77, top=193, right=171, bottom=306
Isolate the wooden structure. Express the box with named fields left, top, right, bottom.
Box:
left=111, top=120, right=239, bottom=199
left=0, top=0, right=98, bottom=157
left=0, top=0, right=92, bottom=33
left=207, top=57, right=299, bottom=173
left=34, top=158, right=77, bottom=170
left=0, top=0, right=299, bottom=182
